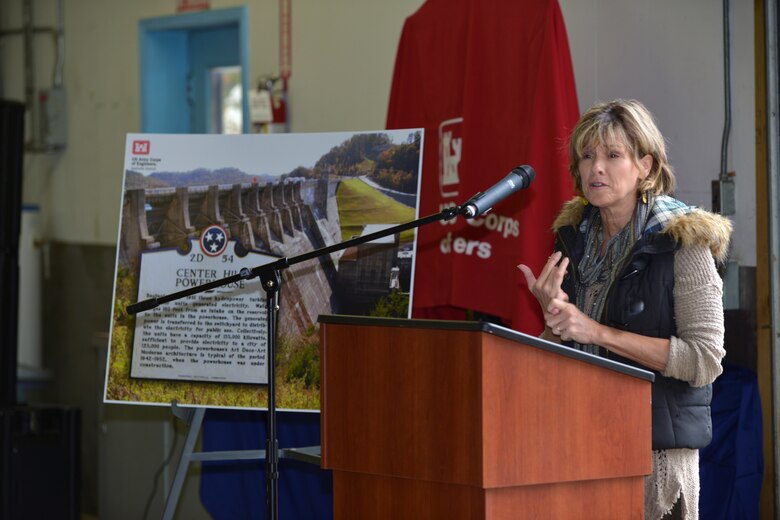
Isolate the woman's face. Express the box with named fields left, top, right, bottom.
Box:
left=578, top=139, right=651, bottom=216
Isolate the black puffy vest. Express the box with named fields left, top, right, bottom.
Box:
left=556, top=221, right=713, bottom=451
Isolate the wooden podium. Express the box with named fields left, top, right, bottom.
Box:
left=319, top=315, right=654, bottom=519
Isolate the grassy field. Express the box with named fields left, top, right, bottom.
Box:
left=336, top=178, right=417, bottom=243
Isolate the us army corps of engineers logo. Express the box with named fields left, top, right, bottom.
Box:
left=438, top=117, right=463, bottom=198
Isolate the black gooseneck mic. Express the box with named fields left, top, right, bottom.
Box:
left=460, top=165, right=535, bottom=218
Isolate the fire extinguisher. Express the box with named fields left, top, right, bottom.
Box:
left=250, top=76, right=287, bottom=134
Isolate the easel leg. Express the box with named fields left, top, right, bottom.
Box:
left=161, top=406, right=205, bottom=520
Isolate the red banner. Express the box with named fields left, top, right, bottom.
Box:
left=387, top=0, right=579, bottom=333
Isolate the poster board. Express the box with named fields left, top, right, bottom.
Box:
left=104, top=130, right=423, bottom=410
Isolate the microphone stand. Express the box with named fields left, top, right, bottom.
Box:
left=127, top=203, right=464, bottom=520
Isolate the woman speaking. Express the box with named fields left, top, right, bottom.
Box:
left=518, top=99, right=732, bottom=519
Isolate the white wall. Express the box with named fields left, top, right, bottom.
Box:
left=0, top=0, right=756, bottom=259
left=560, top=0, right=756, bottom=265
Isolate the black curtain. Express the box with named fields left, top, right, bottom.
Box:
left=0, top=100, right=24, bottom=406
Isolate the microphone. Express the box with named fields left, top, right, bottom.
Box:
left=460, top=165, right=535, bottom=218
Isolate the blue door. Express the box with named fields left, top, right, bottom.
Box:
left=139, top=7, right=250, bottom=133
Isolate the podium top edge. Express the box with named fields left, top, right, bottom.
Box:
left=317, top=314, right=655, bottom=383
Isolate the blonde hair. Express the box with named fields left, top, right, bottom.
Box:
left=568, top=99, right=676, bottom=197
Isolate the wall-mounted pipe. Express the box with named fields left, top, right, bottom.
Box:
left=720, top=0, right=732, bottom=179
left=53, top=0, right=64, bottom=88
left=23, top=0, right=39, bottom=149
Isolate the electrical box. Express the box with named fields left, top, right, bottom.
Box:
left=39, top=87, right=68, bottom=150
left=711, top=174, right=735, bottom=215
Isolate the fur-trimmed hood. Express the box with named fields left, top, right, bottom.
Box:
left=552, top=196, right=733, bottom=262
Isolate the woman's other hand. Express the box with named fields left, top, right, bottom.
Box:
left=545, top=298, right=601, bottom=344
left=546, top=297, right=671, bottom=371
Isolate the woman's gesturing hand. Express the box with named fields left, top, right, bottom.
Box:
left=517, top=251, right=570, bottom=313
